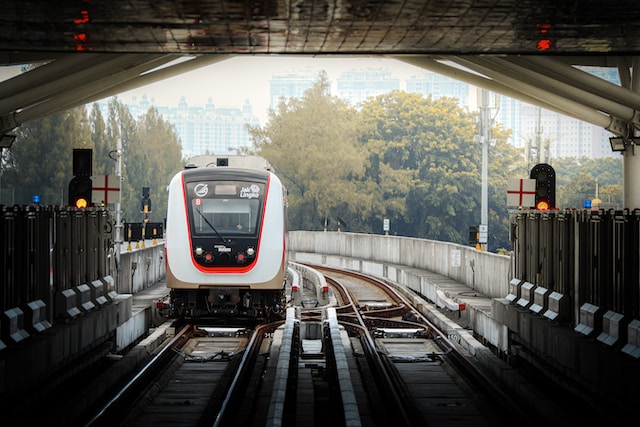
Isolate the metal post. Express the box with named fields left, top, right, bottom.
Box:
left=622, top=58, right=640, bottom=209
left=479, top=89, right=489, bottom=251
left=114, top=137, right=123, bottom=292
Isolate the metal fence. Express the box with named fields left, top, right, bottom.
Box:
left=512, top=208, right=640, bottom=325
left=1, top=205, right=112, bottom=337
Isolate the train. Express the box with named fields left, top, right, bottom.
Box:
left=161, top=155, right=288, bottom=321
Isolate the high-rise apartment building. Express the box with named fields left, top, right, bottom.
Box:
left=269, top=68, right=318, bottom=107
left=123, top=94, right=259, bottom=159
left=406, top=73, right=471, bottom=106
left=405, top=68, right=619, bottom=159
left=336, top=68, right=400, bottom=104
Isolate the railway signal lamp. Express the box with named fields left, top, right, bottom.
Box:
left=468, top=226, right=479, bottom=245
left=530, top=163, right=556, bottom=210
left=140, top=186, right=152, bottom=214
left=69, top=176, right=92, bottom=208
left=69, top=148, right=92, bottom=208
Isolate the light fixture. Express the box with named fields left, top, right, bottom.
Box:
left=609, top=136, right=626, bottom=152
left=610, top=136, right=640, bottom=153
left=0, top=134, right=16, bottom=148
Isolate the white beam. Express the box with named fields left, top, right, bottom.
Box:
left=508, top=56, right=640, bottom=112
left=0, top=54, right=171, bottom=114
left=475, top=56, right=640, bottom=127
left=448, top=56, right=626, bottom=136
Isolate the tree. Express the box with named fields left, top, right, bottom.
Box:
left=105, top=98, right=140, bottom=221
left=358, top=91, right=520, bottom=249
left=90, top=103, right=112, bottom=177
left=3, top=106, right=92, bottom=205
left=551, top=156, right=622, bottom=208
left=127, top=107, right=184, bottom=223
left=99, top=98, right=184, bottom=222
left=248, top=71, right=368, bottom=230
left=487, top=124, right=522, bottom=250
left=3, top=98, right=183, bottom=229
left=359, top=92, right=481, bottom=243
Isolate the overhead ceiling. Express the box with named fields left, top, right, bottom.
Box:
left=1, top=0, right=640, bottom=138
left=2, top=0, right=640, bottom=56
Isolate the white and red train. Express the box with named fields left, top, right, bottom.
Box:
left=162, top=156, right=288, bottom=320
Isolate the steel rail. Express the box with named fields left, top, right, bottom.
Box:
left=84, top=323, right=192, bottom=427
left=327, top=274, right=424, bottom=426
left=212, top=321, right=282, bottom=427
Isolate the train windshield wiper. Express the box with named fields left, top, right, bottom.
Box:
left=194, top=206, right=228, bottom=244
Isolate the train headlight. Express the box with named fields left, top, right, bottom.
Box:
left=195, top=246, right=204, bottom=256
left=246, top=247, right=256, bottom=257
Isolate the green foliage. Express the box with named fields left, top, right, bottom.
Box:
left=90, top=103, right=110, bottom=176
left=487, top=124, right=523, bottom=249
left=551, top=156, right=622, bottom=208
left=248, top=79, right=525, bottom=250
left=101, top=99, right=184, bottom=223
left=3, top=106, right=92, bottom=205
left=248, top=72, right=368, bottom=230
left=127, top=107, right=184, bottom=223
left=359, top=92, right=482, bottom=244
left=3, top=99, right=183, bottom=227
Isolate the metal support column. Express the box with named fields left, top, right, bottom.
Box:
left=478, top=89, right=489, bottom=251
left=114, top=137, right=123, bottom=292
left=622, top=57, right=640, bottom=209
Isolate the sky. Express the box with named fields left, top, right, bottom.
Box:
left=116, top=56, right=428, bottom=124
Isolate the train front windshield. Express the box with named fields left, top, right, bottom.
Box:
left=186, top=181, right=265, bottom=236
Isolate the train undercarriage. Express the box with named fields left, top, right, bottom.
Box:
left=158, top=286, right=286, bottom=322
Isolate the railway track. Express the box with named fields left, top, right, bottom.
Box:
left=310, top=264, right=607, bottom=427
left=83, top=322, right=282, bottom=427
left=313, top=265, right=531, bottom=427
left=30, top=263, right=594, bottom=426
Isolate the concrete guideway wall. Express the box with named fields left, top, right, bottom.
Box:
left=112, top=241, right=166, bottom=294
left=288, top=231, right=511, bottom=300
left=288, top=231, right=512, bottom=354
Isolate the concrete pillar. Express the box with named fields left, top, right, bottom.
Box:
left=624, top=147, right=640, bottom=208
left=625, top=58, right=640, bottom=209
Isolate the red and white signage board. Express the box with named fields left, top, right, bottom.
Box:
left=507, top=178, right=536, bottom=207
left=92, top=175, right=121, bottom=205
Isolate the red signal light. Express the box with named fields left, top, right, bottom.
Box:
left=536, top=200, right=550, bottom=210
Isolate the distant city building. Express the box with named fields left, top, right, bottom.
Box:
left=519, top=104, right=617, bottom=161
left=406, top=73, right=471, bottom=106
left=500, top=65, right=619, bottom=159
left=269, top=68, right=319, bottom=107
left=122, top=94, right=259, bottom=158
left=269, top=67, right=400, bottom=107
left=336, top=68, right=400, bottom=105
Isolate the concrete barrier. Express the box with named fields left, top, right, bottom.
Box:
left=289, top=261, right=330, bottom=306
left=288, top=231, right=511, bottom=299
left=109, top=241, right=166, bottom=294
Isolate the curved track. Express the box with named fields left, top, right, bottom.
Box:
left=32, top=263, right=593, bottom=427
left=313, top=265, right=531, bottom=427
